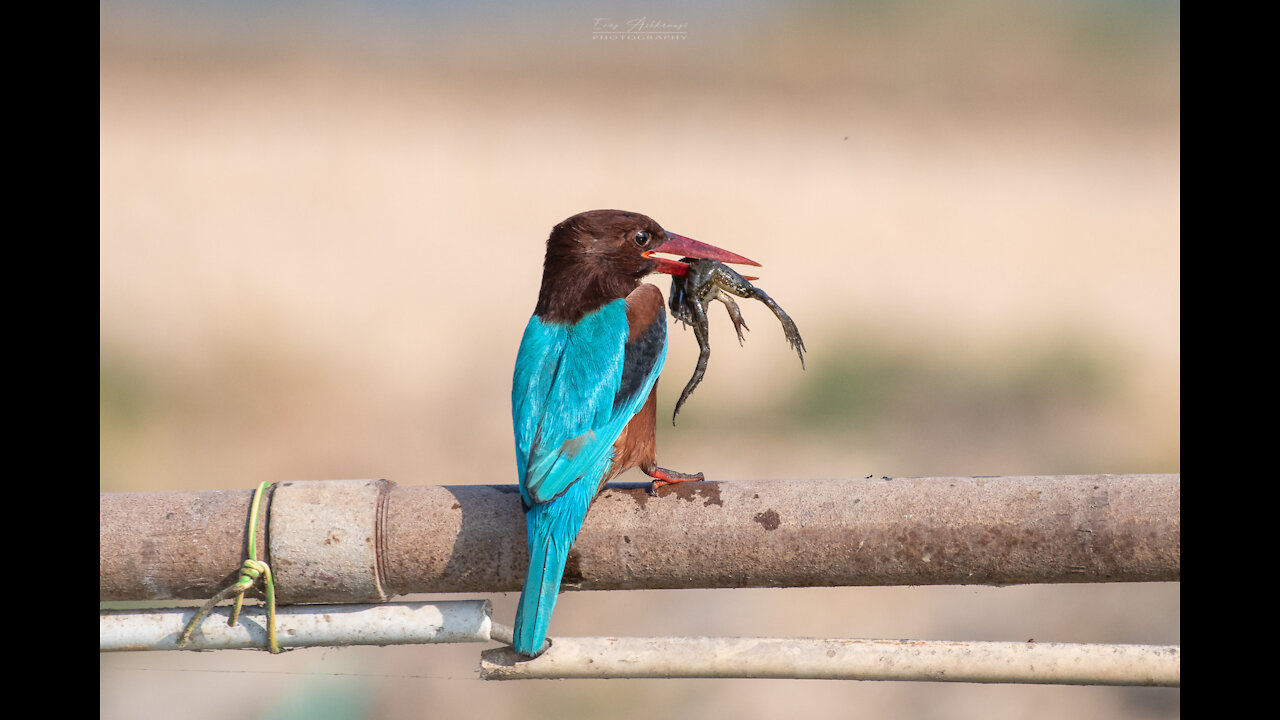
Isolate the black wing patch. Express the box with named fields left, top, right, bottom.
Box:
left=614, top=308, right=666, bottom=412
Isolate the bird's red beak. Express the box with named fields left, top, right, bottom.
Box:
left=645, top=231, right=761, bottom=276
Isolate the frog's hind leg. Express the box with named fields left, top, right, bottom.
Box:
left=750, top=289, right=807, bottom=369
left=672, top=300, right=712, bottom=424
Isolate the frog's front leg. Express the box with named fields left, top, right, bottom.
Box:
left=710, top=291, right=750, bottom=345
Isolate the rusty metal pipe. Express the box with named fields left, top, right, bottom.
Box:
left=100, top=474, right=1180, bottom=603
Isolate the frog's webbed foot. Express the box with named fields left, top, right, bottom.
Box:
left=669, top=296, right=695, bottom=330
left=751, top=289, right=806, bottom=369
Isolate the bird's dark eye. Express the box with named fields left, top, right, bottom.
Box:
left=634, top=230, right=650, bottom=245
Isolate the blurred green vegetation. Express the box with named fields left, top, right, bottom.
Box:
left=100, top=348, right=156, bottom=491
left=786, top=331, right=1117, bottom=432
left=663, top=324, right=1172, bottom=476
left=100, top=349, right=155, bottom=436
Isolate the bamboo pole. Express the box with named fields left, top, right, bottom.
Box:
left=100, top=474, right=1180, bottom=603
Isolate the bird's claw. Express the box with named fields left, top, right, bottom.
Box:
left=645, top=465, right=705, bottom=495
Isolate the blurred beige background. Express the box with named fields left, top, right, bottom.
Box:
left=100, top=1, right=1179, bottom=718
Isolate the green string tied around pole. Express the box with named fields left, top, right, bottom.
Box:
left=176, top=481, right=280, bottom=653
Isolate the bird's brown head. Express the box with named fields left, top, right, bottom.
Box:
left=534, top=209, right=758, bottom=324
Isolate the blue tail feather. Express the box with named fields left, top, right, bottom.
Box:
left=512, top=479, right=598, bottom=657
left=513, top=524, right=568, bottom=656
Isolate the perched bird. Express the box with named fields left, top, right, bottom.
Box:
left=511, top=209, right=758, bottom=658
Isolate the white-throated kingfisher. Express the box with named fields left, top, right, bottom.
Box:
left=510, top=209, right=758, bottom=658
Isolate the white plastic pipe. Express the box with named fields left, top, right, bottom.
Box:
left=100, top=600, right=493, bottom=652
left=480, top=636, right=1180, bottom=686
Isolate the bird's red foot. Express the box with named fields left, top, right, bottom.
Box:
left=645, top=465, right=705, bottom=496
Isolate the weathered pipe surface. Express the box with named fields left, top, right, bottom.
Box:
left=100, top=475, right=1180, bottom=603
left=100, top=488, right=270, bottom=602
left=540, top=474, right=1180, bottom=591
left=479, top=636, right=1182, bottom=685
